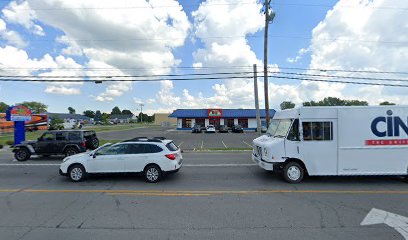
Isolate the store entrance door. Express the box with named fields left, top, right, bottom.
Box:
left=209, top=118, right=220, bottom=129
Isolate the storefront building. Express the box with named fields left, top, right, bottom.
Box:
left=169, top=109, right=276, bottom=130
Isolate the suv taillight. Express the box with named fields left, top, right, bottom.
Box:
left=165, top=154, right=177, bottom=160
left=82, top=141, right=86, bottom=148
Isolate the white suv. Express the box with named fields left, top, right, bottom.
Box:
left=59, top=138, right=183, bottom=183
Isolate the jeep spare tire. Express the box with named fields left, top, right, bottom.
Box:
left=89, top=137, right=99, bottom=150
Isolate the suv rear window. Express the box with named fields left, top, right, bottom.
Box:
left=68, top=132, right=82, bottom=141
left=83, top=131, right=96, bottom=137
left=166, top=142, right=178, bottom=151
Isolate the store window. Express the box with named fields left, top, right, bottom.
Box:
left=238, top=118, right=248, bottom=128
left=302, top=121, right=333, bottom=141
left=182, top=119, right=192, bottom=128
left=195, top=118, right=205, bottom=127
left=226, top=119, right=234, bottom=128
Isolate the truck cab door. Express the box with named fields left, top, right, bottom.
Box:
left=284, top=119, right=301, bottom=159
left=298, top=120, right=338, bottom=176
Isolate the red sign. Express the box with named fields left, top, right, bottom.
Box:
left=208, top=109, right=222, bottom=118
left=8, top=106, right=32, bottom=121
left=365, top=139, right=408, bottom=146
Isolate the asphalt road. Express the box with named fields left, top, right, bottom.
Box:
left=0, top=151, right=408, bottom=240
left=98, top=126, right=258, bottom=149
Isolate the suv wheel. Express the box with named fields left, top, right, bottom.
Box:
left=65, top=147, right=78, bottom=157
left=15, top=148, right=30, bottom=161
left=68, top=165, right=86, bottom=182
left=144, top=165, right=162, bottom=183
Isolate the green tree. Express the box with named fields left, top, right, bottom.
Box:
left=49, top=115, right=64, bottom=130
left=280, top=101, right=295, bottom=110
left=68, top=107, right=76, bottom=114
left=94, top=110, right=102, bottom=121
left=17, top=101, right=48, bottom=113
left=138, top=112, right=154, bottom=123
left=379, top=101, right=396, bottom=106
left=101, top=113, right=110, bottom=123
left=0, top=102, right=9, bottom=112
left=122, top=109, right=133, bottom=115
left=111, top=106, right=121, bottom=115
left=303, top=97, right=368, bottom=107
left=83, top=110, right=95, bottom=118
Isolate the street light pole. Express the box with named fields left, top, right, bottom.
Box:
left=139, top=103, right=144, bottom=123
left=262, top=0, right=275, bottom=128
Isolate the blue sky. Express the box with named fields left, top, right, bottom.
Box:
left=0, top=0, right=406, bottom=114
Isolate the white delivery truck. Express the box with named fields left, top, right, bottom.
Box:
left=252, top=106, right=408, bottom=183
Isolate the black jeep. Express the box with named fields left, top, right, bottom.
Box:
left=12, top=130, right=99, bottom=161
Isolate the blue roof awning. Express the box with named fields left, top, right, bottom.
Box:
left=169, top=109, right=275, bottom=118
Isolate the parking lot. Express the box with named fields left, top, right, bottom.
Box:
left=98, top=126, right=258, bottom=150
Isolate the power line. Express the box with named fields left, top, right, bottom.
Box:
left=0, top=74, right=408, bottom=88
left=10, top=34, right=408, bottom=44
left=2, top=1, right=405, bottom=11
left=1, top=65, right=408, bottom=75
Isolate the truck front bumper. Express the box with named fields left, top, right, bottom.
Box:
left=252, top=153, right=274, bottom=171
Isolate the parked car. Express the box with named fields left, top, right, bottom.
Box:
left=218, top=125, right=229, bottom=133
left=255, top=126, right=268, bottom=133
left=192, top=125, right=202, bottom=133
left=94, top=121, right=103, bottom=125
left=206, top=125, right=216, bottom=133
left=231, top=125, right=244, bottom=133
left=59, top=138, right=183, bottom=183
left=12, top=130, right=100, bottom=161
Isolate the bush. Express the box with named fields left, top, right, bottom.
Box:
left=0, top=144, right=3, bottom=149
left=5, top=140, right=14, bottom=146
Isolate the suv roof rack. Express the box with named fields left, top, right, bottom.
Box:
left=122, top=137, right=166, bottom=143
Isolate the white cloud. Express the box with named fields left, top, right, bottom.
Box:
left=0, top=45, right=83, bottom=95
left=26, top=0, right=191, bottom=101
left=2, top=1, right=44, bottom=36
left=133, top=97, right=144, bottom=105
left=0, top=18, right=27, bottom=48
left=307, top=0, right=408, bottom=105
left=286, top=47, right=310, bottom=64
left=45, top=85, right=80, bottom=95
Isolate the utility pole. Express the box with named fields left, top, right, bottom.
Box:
left=139, top=103, right=144, bottom=123
left=262, top=0, right=275, bottom=128
left=253, top=64, right=261, bottom=135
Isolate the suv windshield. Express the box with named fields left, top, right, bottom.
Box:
left=267, top=119, right=293, bottom=138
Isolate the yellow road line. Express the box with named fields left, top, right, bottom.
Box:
left=1, top=189, right=408, bottom=195
left=107, top=193, right=211, bottom=196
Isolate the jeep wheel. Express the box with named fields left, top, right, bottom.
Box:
left=15, top=148, right=30, bottom=161
left=68, top=164, right=86, bottom=182
left=65, top=147, right=78, bottom=157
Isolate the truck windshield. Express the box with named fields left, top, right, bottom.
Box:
left=267, top=119, right=293, bottom=138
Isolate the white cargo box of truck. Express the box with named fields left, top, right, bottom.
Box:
left=252, top=106, right=408, bottom=183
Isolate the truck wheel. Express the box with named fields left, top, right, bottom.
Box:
left=144, top=165, right=162, bottom=183
left=64, top=147, right=78, bottom=157
left=283, top=162, right=304, bottom=183
left=14, top=148, right=31, bottom=161
left=68, top=164, right=86, bottom=182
